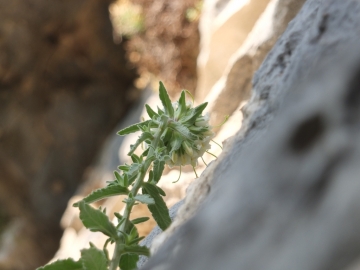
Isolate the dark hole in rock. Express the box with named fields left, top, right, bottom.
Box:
left=344, top=62, right=360, bottom=111
left=289, top=113, right=325, bottom=153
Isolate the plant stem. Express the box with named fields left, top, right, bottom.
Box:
left=109, top=122, right=167, bottom=270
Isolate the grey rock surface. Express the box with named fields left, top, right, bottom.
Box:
left=137, top=200, right=184, bottom=268
left=207, top=0, right=306, bottom=130
left=141, top=1, right=360, bottom=269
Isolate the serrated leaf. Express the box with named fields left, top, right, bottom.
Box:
left=122, top=244, right=150, bottom=256
left=119, top=254, right=138, bottom=270
left=145, top=104, right=158, bottom=119
left=81, top=247, right=107, bottom=270
left=117, top=120, right=152, bottom=136
left=78, top=201, right=118, bottom=239
left=169, top=121, right=197, bottom=141
left=126, top=163, right=142, bottom=186
left=128, top=132, right=153, bottom=156
left=142, top=182, right=171, bottom=230
left=159, top=81, right=174, bottom=117
left=181, top=102, right=208, bottom=124
left=131, top=217, right=150, bottom=224
left=153, top=159, right=165, bottom=184
left=73, top=185, right=129, bottom=206
left=36, top=259, right=83, bottom=270
left=134, top=194, right=155, bottom=205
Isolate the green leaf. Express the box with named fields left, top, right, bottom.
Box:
left=119, top=254, right=138, bottom=270
left=131, top=154, right=141, bottom=163
left=159, top=81, right=174, bottom=117
left=157, top=106, right=164, bottom=115
left=156, top=186, right=166, bottom=196
left=170, top=132, right=183, bottom=153
left=73, top=185, right=129, bottom=207
left=128, top=236, right=145, bottom=246
left=129, top=225, right=138, bottom=240
left=142, top=182, right=171, bottom=230
left=122, top=244, right=150, bottom=256
left=148, top=170, right=154, bottom=182
left=160, top=127, right=172, bottom=143
left=153, top=159, right=165, bottom=184
left=36, top=259, right=83, bottom=270
left=118, top=164, right=129, bottom=171
left=126, top=163, right=142, bottom=186
left=189, top=125, right=209, bottom=135
left=78, top=201, right=118, bottom=239
left=169, top=121, right=197, bottom=141
left=117, top=120, right=152, bottom=136
left=134, top=194, right=155, bottom=205
left=145, top=104, right=158, bottom=119
left=131, top=217, right=150, bottom=224
left=80, top=247, right=108, bottom=270
left=181, top=102, right=208, bottom=124
left=176, top=91, right=187, bottom=118
left=114, top=171, right=122, bottom=182
left=114, top=212, right=123, bottom=221
left=128, top=132, right=153, bottom=156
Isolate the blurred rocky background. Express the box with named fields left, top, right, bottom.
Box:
left=0, top=0, right=138, bottom=269
left=3, top=0, right=358, bottom=270
left=0, top=0, right=201, bottom=269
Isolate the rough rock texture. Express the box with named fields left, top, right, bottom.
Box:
left=0, top=0, right=136, bottom=269
left=206, top=0, right=306, bottom=129
left=137, top=0, right=305, bottom=267
left=141, top=0, right=360, bottom=269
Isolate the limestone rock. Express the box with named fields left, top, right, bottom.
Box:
left=137, top=0, right=306, bottom=266
left=206, top=0, right=306, bottom=130
left=196, top=0, right=272, bottom=101
left=141, top=1, right=360, bottom=269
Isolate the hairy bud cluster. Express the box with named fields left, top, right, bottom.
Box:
left=166, top=105, right=214, bottom=167
left=146, top=89, right=215, bottom=168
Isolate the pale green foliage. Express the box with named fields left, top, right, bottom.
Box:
left=37, top=82, right=216, bottom=270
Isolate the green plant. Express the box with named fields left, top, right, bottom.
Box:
left=37, top=82, right=216, bottom=270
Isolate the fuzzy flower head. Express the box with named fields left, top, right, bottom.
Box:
left=151, top=83, right=214, bottom=167
left=117, top=82, right=215, bottom=168
left=118, top=82, right=215, bottom=167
